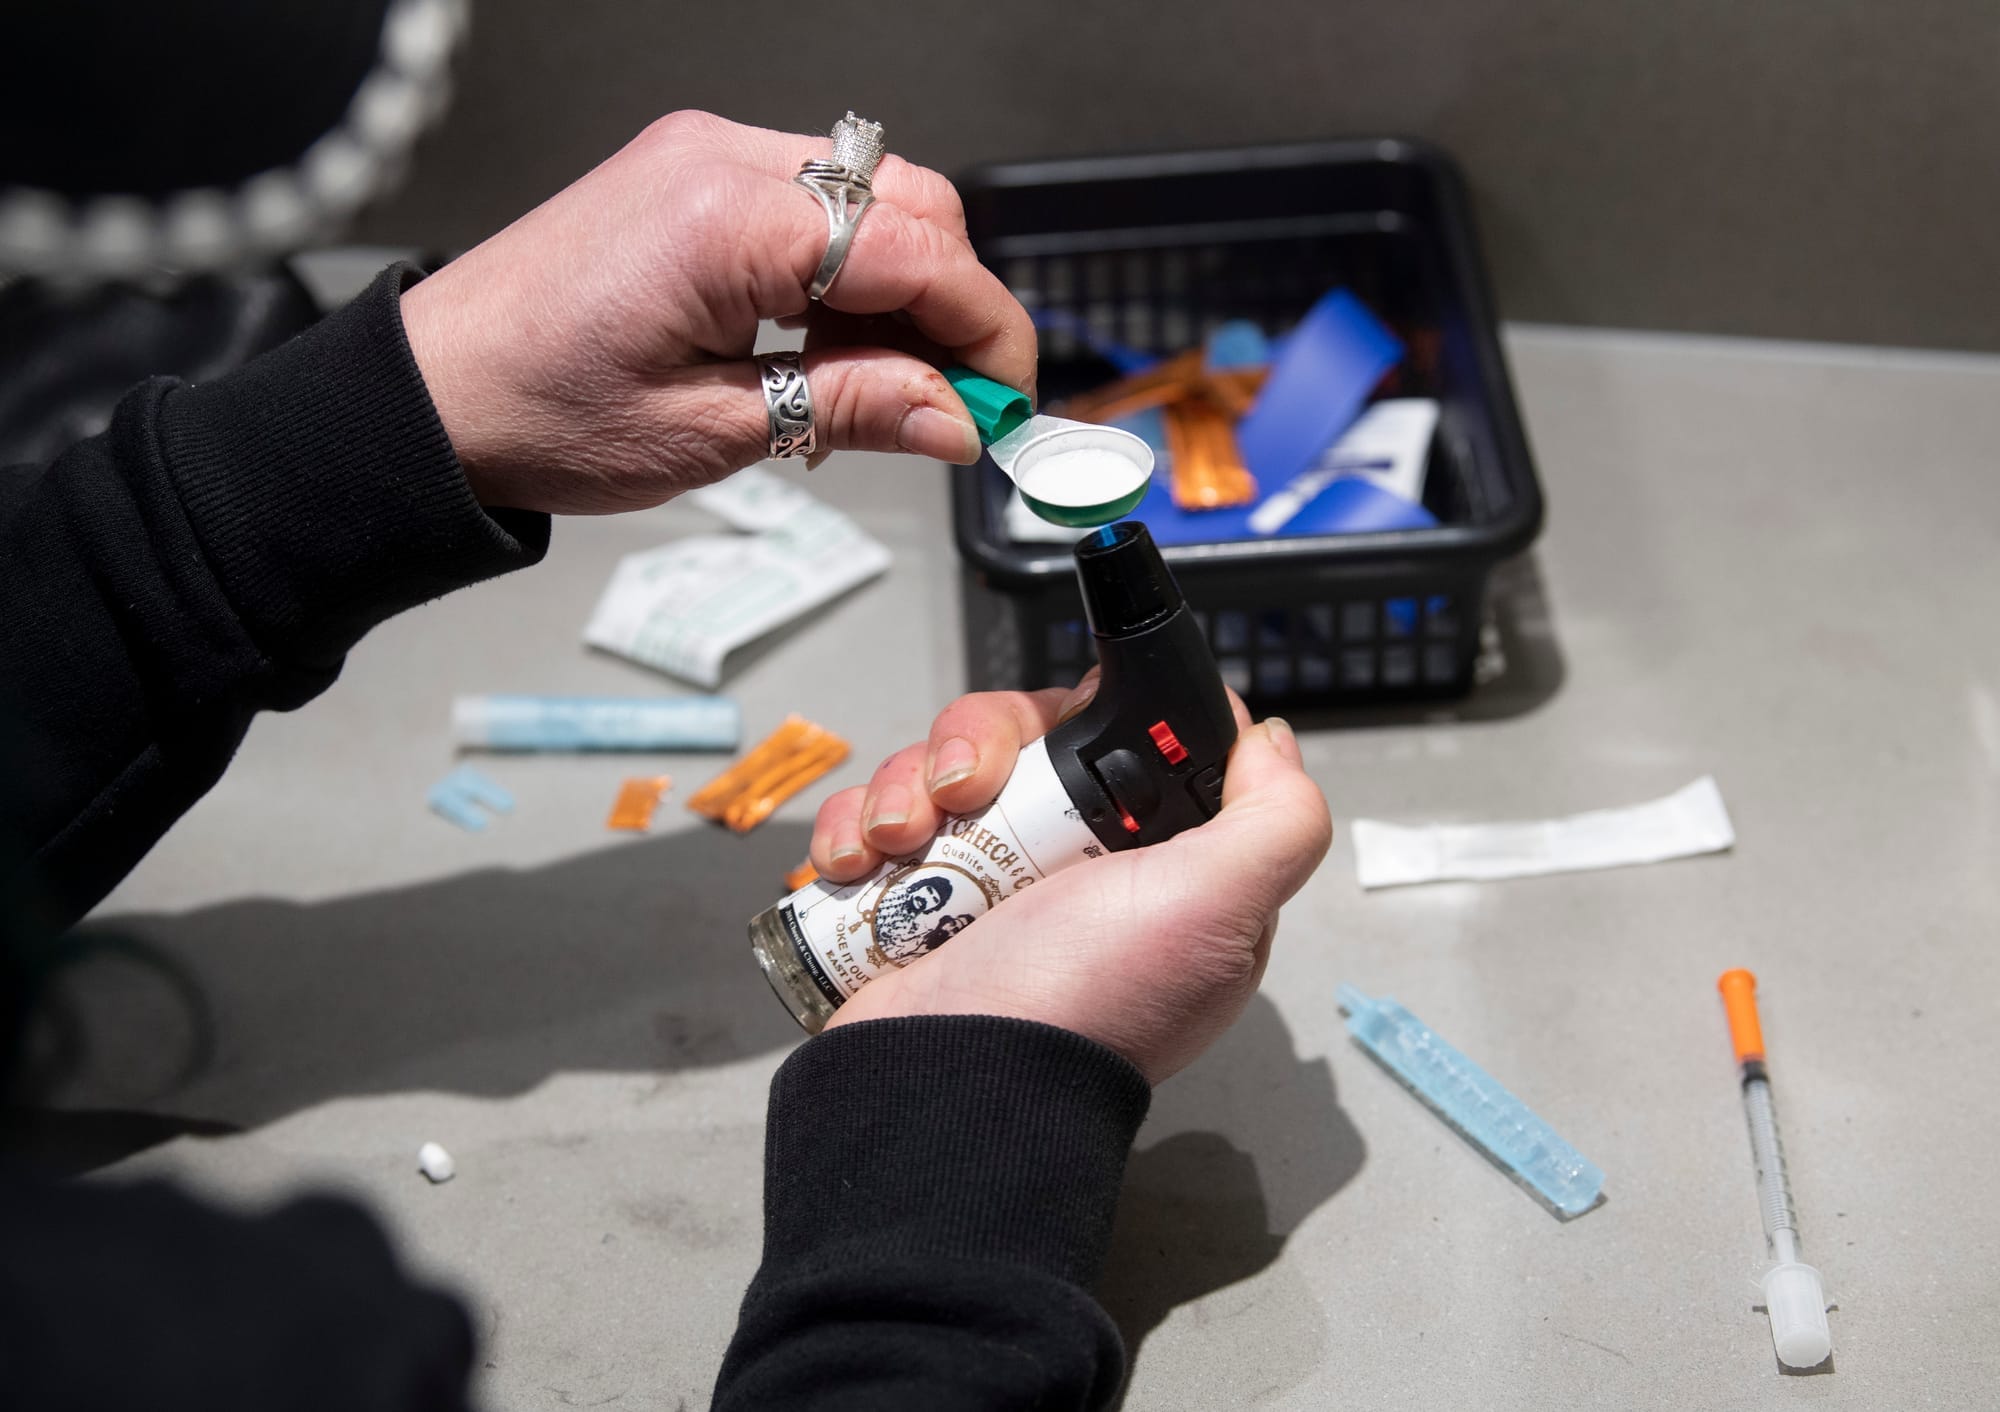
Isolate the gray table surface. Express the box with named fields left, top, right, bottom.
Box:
left=43, top=325, right=2000, bottom=1409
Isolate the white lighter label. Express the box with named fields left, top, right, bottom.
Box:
left=775, top=739, right=1105, bottom=1003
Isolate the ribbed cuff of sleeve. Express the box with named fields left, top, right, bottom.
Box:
left=761, top=1015, right=1152, bottom=1289
left=156, top=261, right=549, bottom=665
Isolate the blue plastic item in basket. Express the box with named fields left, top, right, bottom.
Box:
left=1131, top=471, right=1436, bottom=546
left=1108, top=406, right=1437, bottom=547
left=1235, top=289, right=1404, bottom=492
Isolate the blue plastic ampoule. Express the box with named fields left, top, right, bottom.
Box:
left=451, top=695, right=740, bottom=752
left=1337, top=984, right=1605, bottom=1217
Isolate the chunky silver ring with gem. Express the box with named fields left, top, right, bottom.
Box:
left=793, top=111, right=885, bottom=301
left=758, top=352, right=817, bottom=459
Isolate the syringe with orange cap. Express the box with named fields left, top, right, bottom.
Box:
left=1716, top=968, right=1833, bottom=1369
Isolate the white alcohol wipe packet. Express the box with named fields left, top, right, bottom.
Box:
left=1351, top=776, right=1735, bottom=889
left=1248, top=398, right=1439, bottom=535
left=1325, top=397, right=1438, bottom=504
left=682, top=464, right=819, bottom=532
left=583, top=467, right=890, bottom=689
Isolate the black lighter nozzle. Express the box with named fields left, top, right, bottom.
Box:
left=1074, top=522, right=1181, bottom=637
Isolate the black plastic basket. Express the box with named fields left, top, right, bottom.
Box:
left=950, top=138, right=1543, bottom=709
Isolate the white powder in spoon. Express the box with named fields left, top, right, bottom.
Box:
left=1014, top=446, right=1149, bottom=506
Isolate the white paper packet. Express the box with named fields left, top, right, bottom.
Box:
left=1319, top=397, right=1438, bottom=504
left=682, top=464, right=819, bottom=531
left=1351, top=776, right=1735, bottom=889
left=1248, top=398, right=1439, bottom=535
left=582, top=467, right=890, bottom=689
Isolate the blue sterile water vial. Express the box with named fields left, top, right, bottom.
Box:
left=451, top=695, right=739, bottom=751
left=1338, top=984, right=1604, bottom=1216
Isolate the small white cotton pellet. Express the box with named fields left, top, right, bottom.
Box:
left=417, top=1141, right=456, bottom=1184
left=1015, top=447, right=1148, bottom=507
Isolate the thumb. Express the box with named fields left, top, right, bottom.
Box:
left=1053, top=665, right=1102, bottom=725
left=661, top=348, right=981, bottom=478
left=1177, top=717, right=1332, bottom=908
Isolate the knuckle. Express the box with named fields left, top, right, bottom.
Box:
left=1132, top=886, right=1263, bottom=994
left=937, top=184, right=968, bottom=236
left=898, top=158, right=969, bottom=233
left=816, top=785, right=866, bottom=826
left=1286, top=779, right=1336, bottom=849
left=661, top=168, right=755, bottom=247
left=648, top=108, right=721, bottom=145
left=631, top=111, right=695, bottom=163
left=868, top=202, right=947, bottom=277
left=1255, top=796, right=1334, bottom=888
left=927, top=185, right=970, bottom=241
left=853, top=200, right=914, bottom=273
left=930, top=692, right=1003, bottom=739
left=911, top=212, right=962, bottom=276
left=807, top=355, right=871, bottom=447
left=1197, top=935, right=1263, bottom=992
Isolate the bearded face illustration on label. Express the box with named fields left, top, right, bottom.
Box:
left=863, top=862, right=998, bottom=967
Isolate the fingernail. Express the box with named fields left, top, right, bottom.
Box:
left=864, top=784, right=913, bottom=837
left=928, top=737, right=978, bottom=792
left=899, top=406, right=981, bottom=463
left=1057, top=679, right=1099, bottom=725
left=1264, top=715, right=1302, bottom=766
left=828, top=821, right=866, bottom=865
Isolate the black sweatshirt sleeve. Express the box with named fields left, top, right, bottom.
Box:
left=0, top=263, right=549, bottom=925
left=714, top=1015, right=1153, bottom=1411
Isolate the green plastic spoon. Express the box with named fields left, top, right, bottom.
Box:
left=943, top=367, right=1154, bottom=528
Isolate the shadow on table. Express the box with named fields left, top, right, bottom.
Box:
left=1289, top=551, right=1566, bottom=732
left=1096, top=995, right=1364, bottom=1405
left=14, top=822, right=813, bottom=1170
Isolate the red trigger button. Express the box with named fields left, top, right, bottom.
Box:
left=1148, top=720, right=1189, bottom=765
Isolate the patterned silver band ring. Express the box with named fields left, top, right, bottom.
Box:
left=758, top=352, right=817, bottom=459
